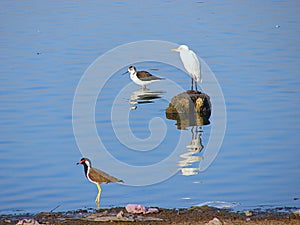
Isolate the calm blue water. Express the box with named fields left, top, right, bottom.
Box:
left=1, top=1, right=300, bottom=214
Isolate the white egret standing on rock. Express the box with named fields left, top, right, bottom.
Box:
left=171, top=45, right=201, bottom=91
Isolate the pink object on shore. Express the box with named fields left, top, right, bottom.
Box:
left=125, top=204, right=159, bottom=214
left=16, top=219, right=41, bottom=225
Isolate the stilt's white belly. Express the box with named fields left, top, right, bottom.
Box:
left=130, top=74, right=158, bottom=86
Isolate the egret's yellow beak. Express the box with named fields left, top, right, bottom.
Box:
left=171, top=48, right=179, bottom=52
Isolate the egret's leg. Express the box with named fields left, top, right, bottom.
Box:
left=195, top=81, right=198, bottom=92
left=95, top=183, right=102, bottom=209
left=191, top=78, right=194, bottom=90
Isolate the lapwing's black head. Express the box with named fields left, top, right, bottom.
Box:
left=77, top=157, right=92, bottom=167
left=77, top=157, right=92, bottom=178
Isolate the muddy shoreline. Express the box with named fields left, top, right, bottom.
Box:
left=1, top=206, right=299, bottom=225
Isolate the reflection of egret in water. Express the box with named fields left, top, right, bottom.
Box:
left=129, top=88, right=165, bottom=110
left=165, top=91, right=211, bottom=176
left=178, top=126, right=204, bottom=176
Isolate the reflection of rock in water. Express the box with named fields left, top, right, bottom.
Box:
left=165, top=91, right=211, bottom=130
left=165, top=91, right=211, bottom=176
left=130, top=88, right=164, bottom=110
left=178, top=126, right=204, bottom=176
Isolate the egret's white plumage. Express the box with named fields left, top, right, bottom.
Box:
left=172, top=45, right=201, bottom=91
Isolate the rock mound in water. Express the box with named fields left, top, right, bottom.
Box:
left=166, top=90, right=211, bottom=129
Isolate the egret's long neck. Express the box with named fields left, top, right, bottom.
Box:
left=180, top=49, right=188, bottom=57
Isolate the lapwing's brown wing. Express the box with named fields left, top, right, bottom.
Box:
left=136, top=71, right=164, bottom=81
left=89, top=167, right=123, bottom=184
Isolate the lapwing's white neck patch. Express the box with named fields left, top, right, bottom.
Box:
left=85, top=160, right=91, bottom=168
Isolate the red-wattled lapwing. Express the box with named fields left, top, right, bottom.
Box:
left=123, top=66, right=164, bottom=89
left=77, top=157, right=123, bottom=209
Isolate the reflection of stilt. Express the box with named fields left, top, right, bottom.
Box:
left=129, top=88, right=164, bottom=110
left=179, top=126, right=204, bottom=176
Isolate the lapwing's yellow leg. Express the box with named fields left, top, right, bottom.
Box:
left=95, top=183, right=102, bottom=209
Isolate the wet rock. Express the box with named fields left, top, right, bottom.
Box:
left=116, top=210, right=124, bottom=219
left=166, top=91, right=211, bottom=115
left=79, top=211, right=163, bottom=222
left=205, top=217, right=222, bottom=225
left=84, top=213, right=135, bottom=222
left=196, top=201, right=240, bottom=209
left=293, top=209, right=300, bottom=215
left=244, top=211, right=253, bottom=217
left=166, top=91, right=211, bottom=129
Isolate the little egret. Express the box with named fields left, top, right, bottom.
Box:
left=171, top=45, right=201, bottom=91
